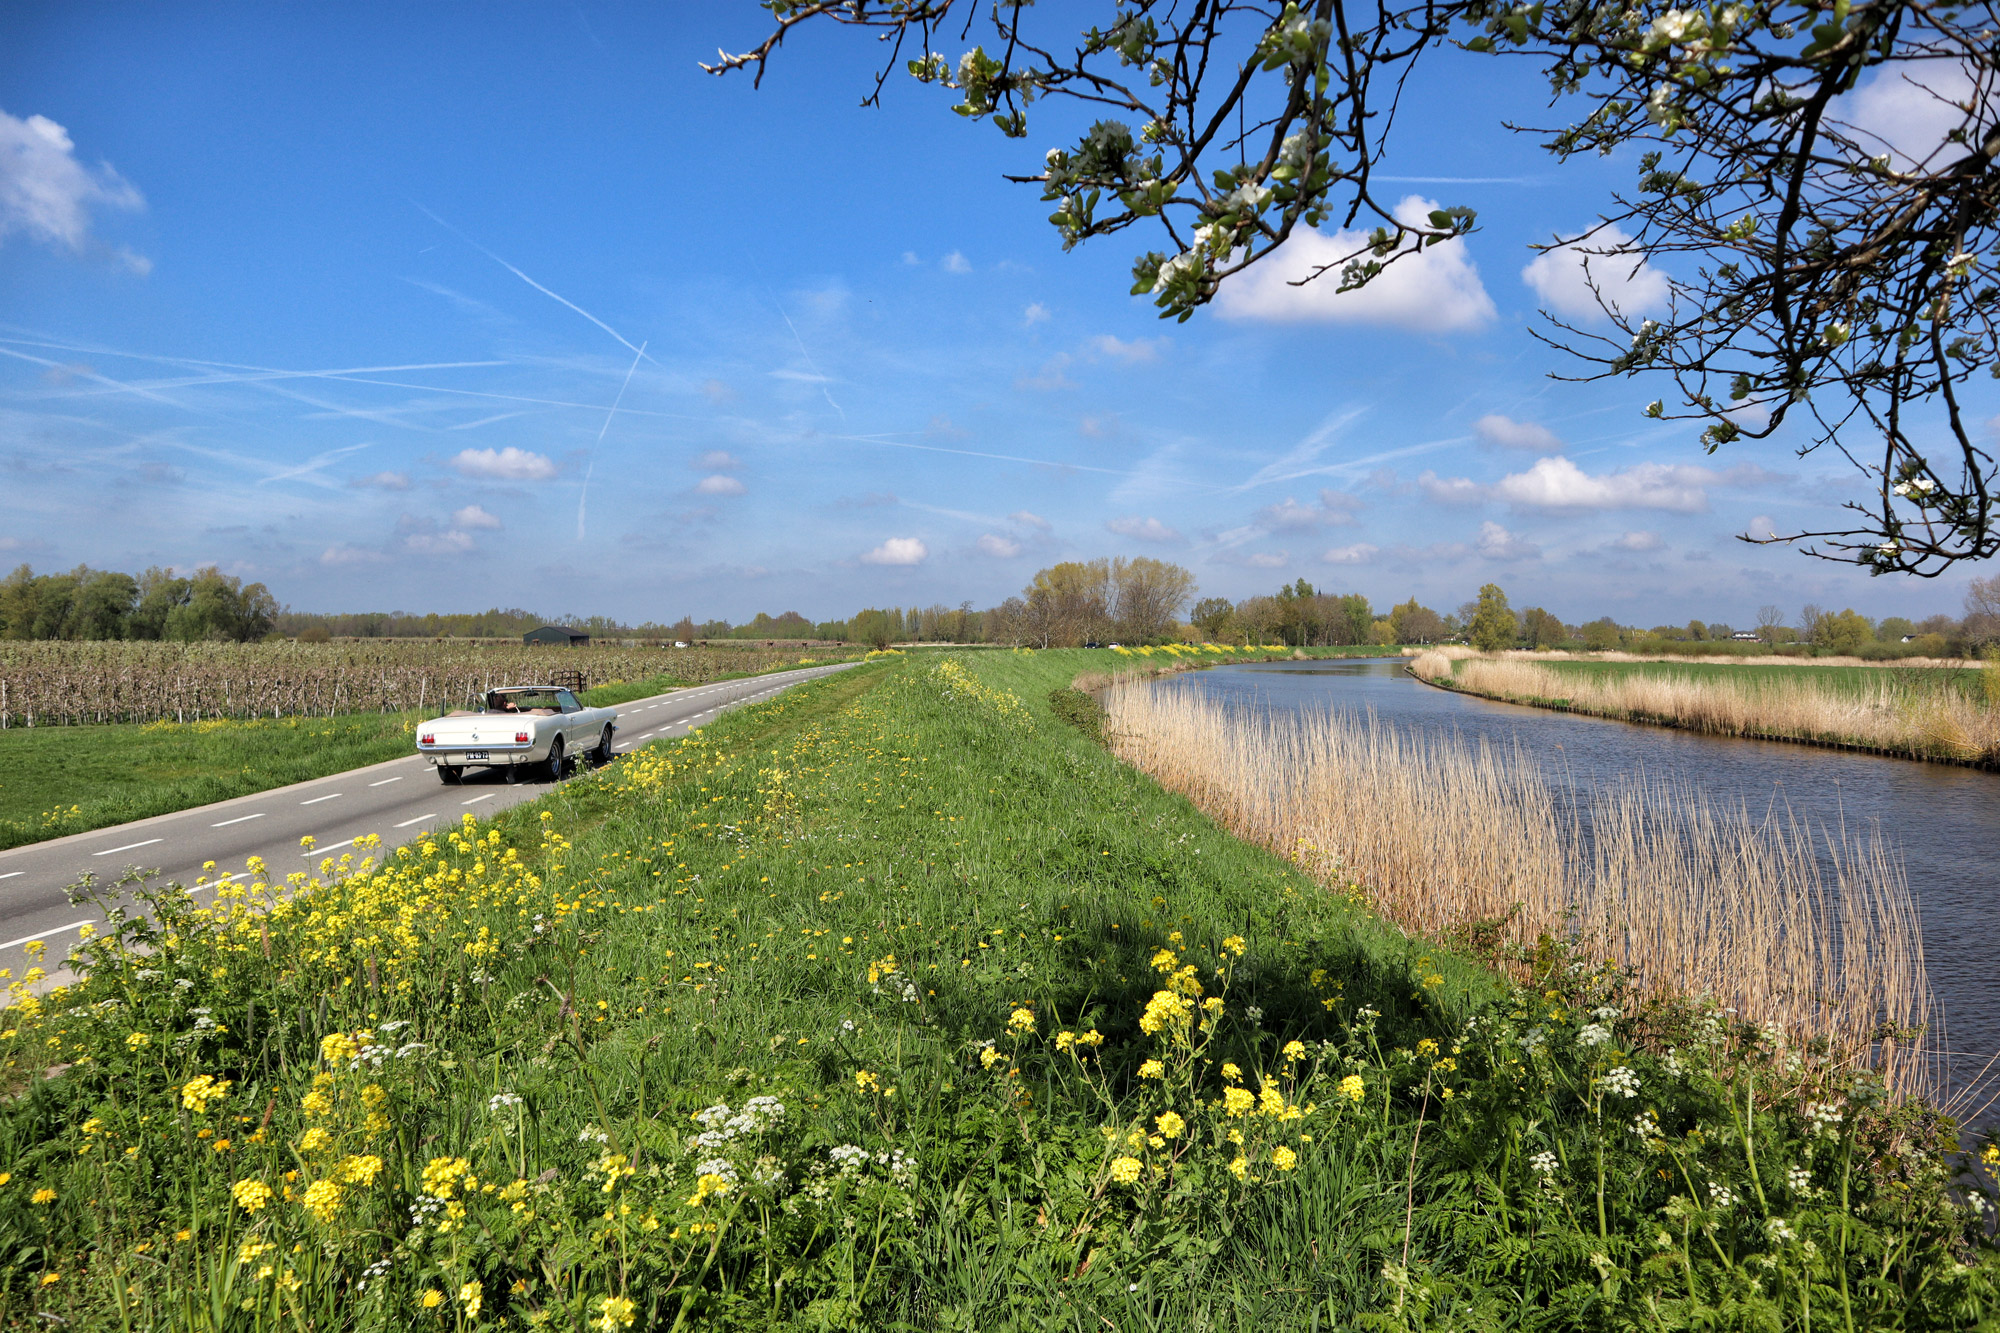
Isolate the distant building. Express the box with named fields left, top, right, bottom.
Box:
left=1730, top=631, right=1761, bottom=641
left=523, top=625, right=590, bottom=646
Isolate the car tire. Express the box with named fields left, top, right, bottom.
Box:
left=545, top=737, right=565, bottom=782
left=437, top=765, right=462, bottom=784
left=592, top=725, right=614, bottom=766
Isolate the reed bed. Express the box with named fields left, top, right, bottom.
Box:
left=0, top=640, right=859, bottom=727
left=1104, top=682, right=1938, bottom=1099
left=1410, top=651, right=2000, bottom=764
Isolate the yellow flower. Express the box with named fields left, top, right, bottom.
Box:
left=979, top=1047, right=1004, bottom=1070
left=301, top=1179, right=343, bottom=1223
left=855, top=1070, right=881, bottom=1094
left=1139, top=990, right=1192, bottom=1035
left=1007, top=1007, right=1035, bottom=1034
left=126, top=1032, right=150, bottom=1049
left=338, top=1154, right=384, bottom=1186
left=687, top=1172, right=733, bottom=1206
left=1155, top=1111, right=1186, bottom=1139
left=31, top=1187, right=56, bottom=1205
left=420, top=1289, right=444, bottom=1310
left=39, top=1272, right=60, bottom=1287
left=596, top=1295, right=638, bottom=1330
left=1108, top=1156, right=1143, bottom=1184
left=459, top=1281, right=482, bottom=1318
left=1282, top=1040, right=1306, bottom=1062
left=421, top=1157, right=472, bottom=1199
left=1221, top=1062, right=1243, bottom=1082
left=175, top=1228, right=192, bottom=1241
left=1221, top=935, right=1246, bottom=957
left=1338, top=1074, right=1366, bottom=1103
left=1416, top=1038, right=1439, bottom=1057
left=179, top=1074, right=233, bottom=1113
left=1223, top=1087, right=1256, bottom=1117
left=300, top=1090, right=333, bottom=1117
left=1137, top=1059, right=1165, bottom=1080
left=1271, top=1145, right=1299, bottom=1172
left=0, top=1173, right=9, bottom=1186
left=1227, top=1154, right=1249, bottom=1180
left=296, top=1126, right=332, bottom=1154
left=231, top=1179, right=274, bottom=1213
left=1150, top=948, right=1178, bottom=974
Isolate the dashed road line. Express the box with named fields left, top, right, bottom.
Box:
left=300, top=793, right=342, bottom=806
left=212, top=812, right=266, bottom=827
left=368, top=776, right=404, bottom=787
left=304, top=838, right=357, bottom=857
left=393, top=813, right=438, bottom=829
left=0, top=920, right=95, bottom=951
left=0, top=871, right=23, bottom=881
left=93, top=838, right=163, bottom=857
left=461, top=795, right=493, bottom=806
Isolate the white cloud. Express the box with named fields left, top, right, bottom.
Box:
left=1521, top=223, right=1671, bottom=322
left=1214, top=196, right=1495, bottom=332
left=1493, top=456, right=1711, bottom=512
left=941, top=250, right=972, bottom=273
left=1609, top=530, right=1663, bottom=551
left=1474, top=414, right=1563, bottom=452
left=1105, top=515, right=1183, bottom=543
left=450, top=446, right=557, bottom=481
left=1323, top=542, right=1380, bottom=564
left=1016, top=354, right=1074, bottom=391
left=319, top=543, right=387, bottom=567
left=1088, top=333, right=1167, bottom=364
left=977, top=533, right=1022, bottom=558
left=1418, top=471, right=1486, bottom=504
left=699, top=378, right=735, bottom=403
left=451, top=504, right=502, bottom=530
left=1262, top=490, right=1361, bottom=529
left=696, top=474, right=747, bottom=496
left=1841, top=61, right=1981, bottom=170
left=1745, top=514, right=1778, bottom=540
left=1023, top=302, right=1050, bottom=325
left=1475, top=521, right=1542, bottom=561
left=404, top=529, right=476, bottom=556
left=1010, top=510, right=1051, bottom=531
left=861, top=536, right=928, bottom=566
left=349, top=471, right=410, bottom=491
left=694, top=449, right=740, bottom=470
left=0, top=110, right=148, bottom=272
left=902, top=250, right=921, bottom=265
left=1241, top=551, right=1289, bottom=568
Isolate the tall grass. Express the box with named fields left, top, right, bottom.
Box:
left=1105, top=681, right=1938, bottom=1098
left=1409, top=651, right=2000, bottom=764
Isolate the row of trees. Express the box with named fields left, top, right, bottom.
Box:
left=0, top=565, right=278, bottom=644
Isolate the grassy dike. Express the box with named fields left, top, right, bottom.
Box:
left=0, top=651, right=1993, bottom=1330
left=0, top=668, right=818, bottom=853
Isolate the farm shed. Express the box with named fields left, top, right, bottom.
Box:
left=523, top=625, right=590, bottom=646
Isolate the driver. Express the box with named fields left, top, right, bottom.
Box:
left=487, top=691, right=519, bottom=713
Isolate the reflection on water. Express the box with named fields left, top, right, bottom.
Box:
left=1156, top=657, right=2000, bottom=1113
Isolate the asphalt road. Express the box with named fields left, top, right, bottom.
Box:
left=0, top=662, right=855, bottom=970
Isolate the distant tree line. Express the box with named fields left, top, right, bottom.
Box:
left=0, top=564, right=277, bottom=643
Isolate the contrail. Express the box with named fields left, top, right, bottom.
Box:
left=414, top=204, right=656, bottom=364
left=579, top=341, right=646, bottom=541
left=773, top=299, right=844, bottom=421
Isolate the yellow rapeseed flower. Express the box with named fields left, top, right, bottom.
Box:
left=179, top=1074, right=232, bottom=1114
left=231, top=1179, right=274, bottom=1212
left=1282, top=1040, right=1306, bottom=1062
left=1338, top=1074, right=1366, bottom=1103
left=1155, top=1111, right=1186, bottom=1139
left=1108, top=1156, right=1143, bottom=1184
left=1137, top=1059, right=1165, bottom=1079
left=596, top=1294, right=638, bottom=1330
left=1223, top=1088, right=1256, bottom=1117
left=296, top=1127, right=332, bottom=1154
left=1007, top=1008, right=1035, bottom=1034
left=459, top=1282, right=482, bottom=1318
left=301, top=1179, right=343, bottom=1223
left=1272, top=1145, right=1299, bottom=1172
left=125, top=1032, right=150, bottom=1049
left=1221, top=935, right=1246, bottom=957
left=1227, top=1155, right=1249, bottom=1180
left=1221, top=1062, right=1243, bottom=1082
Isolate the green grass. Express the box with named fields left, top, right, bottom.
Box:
left=2, top=650, right=1992, bottom=1329
left=0, top=666, right=830, bottom=852
left=1495, top=656, right=1985, bottom=701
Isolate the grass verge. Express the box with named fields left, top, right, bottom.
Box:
left=0, top=663, right=839, bottom=852
left=0, top=651, right=1993, bottom=1328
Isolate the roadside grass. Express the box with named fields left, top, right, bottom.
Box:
left=0, top=663, right=834, bottom=853
left=2, top=650, right=1994, bottom=1328
left=1523, top=656, right=1987, bottom=702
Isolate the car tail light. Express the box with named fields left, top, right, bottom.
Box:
left=419, top=733, right=434, bottom=746
left=515, top=731, right=530, bottom=744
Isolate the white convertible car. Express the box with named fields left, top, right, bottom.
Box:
left=416, top=686, right=618, bottom=783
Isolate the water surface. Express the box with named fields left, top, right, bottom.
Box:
left=1156, top=658, right=1999, bottom=1114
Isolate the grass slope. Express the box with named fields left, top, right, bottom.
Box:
left=0, top=651, right=1991, bottom=1329
left=0, top=669, right=798, bottom=852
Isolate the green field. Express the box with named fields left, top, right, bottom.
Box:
left=1499, top=656, right=1985, bottom=700
left=0, top=671, right=753, bottom=851
left=1, top=650, right=1989, bottom=1328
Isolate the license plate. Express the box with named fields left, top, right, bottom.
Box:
left=464, top=751, right=489, bottom=761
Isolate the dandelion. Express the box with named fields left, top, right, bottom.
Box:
left=1109, top=1156, right=1143, bottom=1184
left=1337, top=1074, right=1365, bottom=1103
left=31, top=1187, right=56, bottom=1205
left=232, top=1179, right=274, bottom=1212
left=596, top=1295, right=638, bottom=1330
left=1155, top=1111, right=1185, bottom=1139
left=420, top=1289, right=444, bottom=1309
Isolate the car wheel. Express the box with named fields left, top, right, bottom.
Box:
left=592, top=725, right=614, bottom=766
left=437, top=765, right=462, bottom=784
left=545, top=737, right=566, bottom=782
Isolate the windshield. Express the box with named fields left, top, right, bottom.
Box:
left=484, top=689, right=561, bottom=712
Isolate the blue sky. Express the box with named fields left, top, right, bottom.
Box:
left=1, top=3, right=1989, bottom=627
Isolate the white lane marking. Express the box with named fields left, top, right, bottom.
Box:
left=368, top=776, right=404, bottom=787
left=393, top=812, right=439, bottom=828
left=0, top=871, right=22, bottom=881
left=303, top=838, right=357, bottom=857
left=211, top=812, right=266, bottom=827
left=93, top=838, right=163, bottom=857
left=0, top=919, right=95, bottom=951
left=300, top=792, right=342, bottom=806
left=461, top=795, right=494, bottom=806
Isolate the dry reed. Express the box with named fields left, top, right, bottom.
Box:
left=1105, top=682, right=1937, bottom=1098
left=1409, top=653, right=2000, bottom=765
